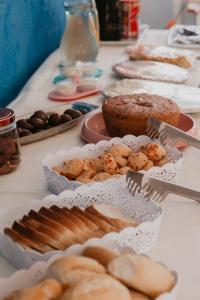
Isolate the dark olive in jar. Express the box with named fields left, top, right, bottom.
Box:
left=63, top=109, right=82, bottom=119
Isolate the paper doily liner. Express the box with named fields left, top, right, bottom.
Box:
left=0, top=180, right=163, bottom=269
left=42, top=135, right=183, bottom=195
left=0, top=240, right=178, bottom=300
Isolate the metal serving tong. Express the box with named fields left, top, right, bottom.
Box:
left=147, top=117, right=200, bottom=150
left=126, top=170, right=200, bottom=204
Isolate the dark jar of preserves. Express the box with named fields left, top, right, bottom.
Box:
left=0, top=108, right=21, bottom=175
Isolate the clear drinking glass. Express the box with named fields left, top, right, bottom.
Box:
left=61, top=1, right=99, bottom=65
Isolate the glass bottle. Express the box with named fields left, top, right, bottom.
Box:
left=95, top=0, right=121, bottom=41
left=0, top=108, right=21, bottom=175
left=61, top=1, right=99, bottom=64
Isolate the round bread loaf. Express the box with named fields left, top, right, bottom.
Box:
left=102, top=94, right=180, bottom=137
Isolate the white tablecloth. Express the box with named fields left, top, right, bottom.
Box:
left=1, top=30, right=200, bottom=300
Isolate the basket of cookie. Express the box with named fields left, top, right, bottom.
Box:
left=0, top=180, right=162, bottom=269
left=0, top=244, right=178, bottom=300
left=43, top=135, right=183, bottom=194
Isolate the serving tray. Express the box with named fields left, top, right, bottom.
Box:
left=102, top=79, right=200, bottom=113
left=16, top=102, right=98, bottom=146
left=112, top=60, right=189, bottom=83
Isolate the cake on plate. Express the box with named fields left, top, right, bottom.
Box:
left=102, top=94, right=180, bottom=137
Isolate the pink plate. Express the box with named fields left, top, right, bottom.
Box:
left=81, top=111, right=197, bottom=148
left=48, top=88, right=100, bottom=101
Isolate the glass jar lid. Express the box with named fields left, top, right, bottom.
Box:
left=0, top=108, right=15, bottom=128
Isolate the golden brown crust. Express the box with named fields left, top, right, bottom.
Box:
left=59, top=274, right=131, bottom=300
left=3, top=278, right=62, bottom=300
left=107, top=254, right=175, bottom=298
left=83, top=246, right=118, bottom=267
left=102, top=94, right=180, bottom=137
left=130, top=52, right=192, bottom=68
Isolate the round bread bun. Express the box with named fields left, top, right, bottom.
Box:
left=82, top=246, right=118, bottom=267
left=4, top=278, right=62, bottom=300
left=59, top=274, right=131, bottom=300
left=107, top=254, right=175, bottom=298
left=47, top=256, right=106, bottom=285
left=129, top=290, right=151, bottom=300
left=102, top=94, right=180, bottom=137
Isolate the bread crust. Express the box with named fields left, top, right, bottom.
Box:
left=83, top=246, right=118, bottom=267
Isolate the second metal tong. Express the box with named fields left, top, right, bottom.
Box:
left=126, top=170, right=200, bottom=204
left=147, top=117, right=200, bottom=150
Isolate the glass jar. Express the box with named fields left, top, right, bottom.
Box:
left=0, top=108, right=21, bottom=175
left=61, top=2, right=99, bottom=64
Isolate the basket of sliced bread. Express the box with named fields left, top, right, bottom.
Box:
left=43, top=135, right=183, bottom=194
left=0, top=181, right=162, bottom=269
left=0, top=245, right=178, bottom=300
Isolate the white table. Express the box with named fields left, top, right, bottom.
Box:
left=1, top=30, right=200, bottom=300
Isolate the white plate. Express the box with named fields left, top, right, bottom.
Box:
left=168, top=25, right=200, bottom=49
left=0, top=242, right=178, bottom=300
left=0, top=180, right=162, bottom=269
left=102, top=79, right=200, bottom=113
left=112, top=60, right=189, bottom=83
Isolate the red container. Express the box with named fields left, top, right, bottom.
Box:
left=120, top=0, right=140, bottom=39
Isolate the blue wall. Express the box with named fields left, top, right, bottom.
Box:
left=0, top=0, right=66, bottom=107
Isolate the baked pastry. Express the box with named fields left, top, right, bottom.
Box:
left=2, top=248, right=175, bottom=300
left=4, top=204, right=138, bottom=254
left=129, top=45, right=192, bottom=68
left=3, top=278, right=62, bottom=300
left=59, top=274, right=131, bottom=300
left=107, top=253, right=175, bottom=298
left=102, top=94, right=180, bottom=137
left=83, top=246, right=118, bottom=267
left=127, top=152, right=148, bottom=171
left=47, top=256, right=106, bottom=286
left=129, top=290, right=151, bottom=300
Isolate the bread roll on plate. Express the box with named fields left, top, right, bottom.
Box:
left=47, top=256, right=106, bottom=286
left=4, top=278, right=62, bottom=300
left=82, top=246, right=118, bottom=267
left=107, top=253, right=175, bottom=298
left=60, top=274, right=131, bottom=300
left=129, top=290, right=151, bottom=300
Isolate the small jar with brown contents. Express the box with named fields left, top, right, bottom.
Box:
left=0, top=108, right=21, bottom=175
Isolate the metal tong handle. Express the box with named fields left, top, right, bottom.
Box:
left=160, top=121, right=200, bottom=150
left=148, top=177, right=200, bottom=203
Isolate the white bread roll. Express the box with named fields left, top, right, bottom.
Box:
left=60, top=274, right=131, bottom=300
left=47, top=256, right=106, bottom=285
left=4, top=278, right=62, bottom=300
left=107, top=254, right=175, bottom=298
left=82, top=246, right=118, bottom=267
left=129, top=290, right=151, bottom=300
